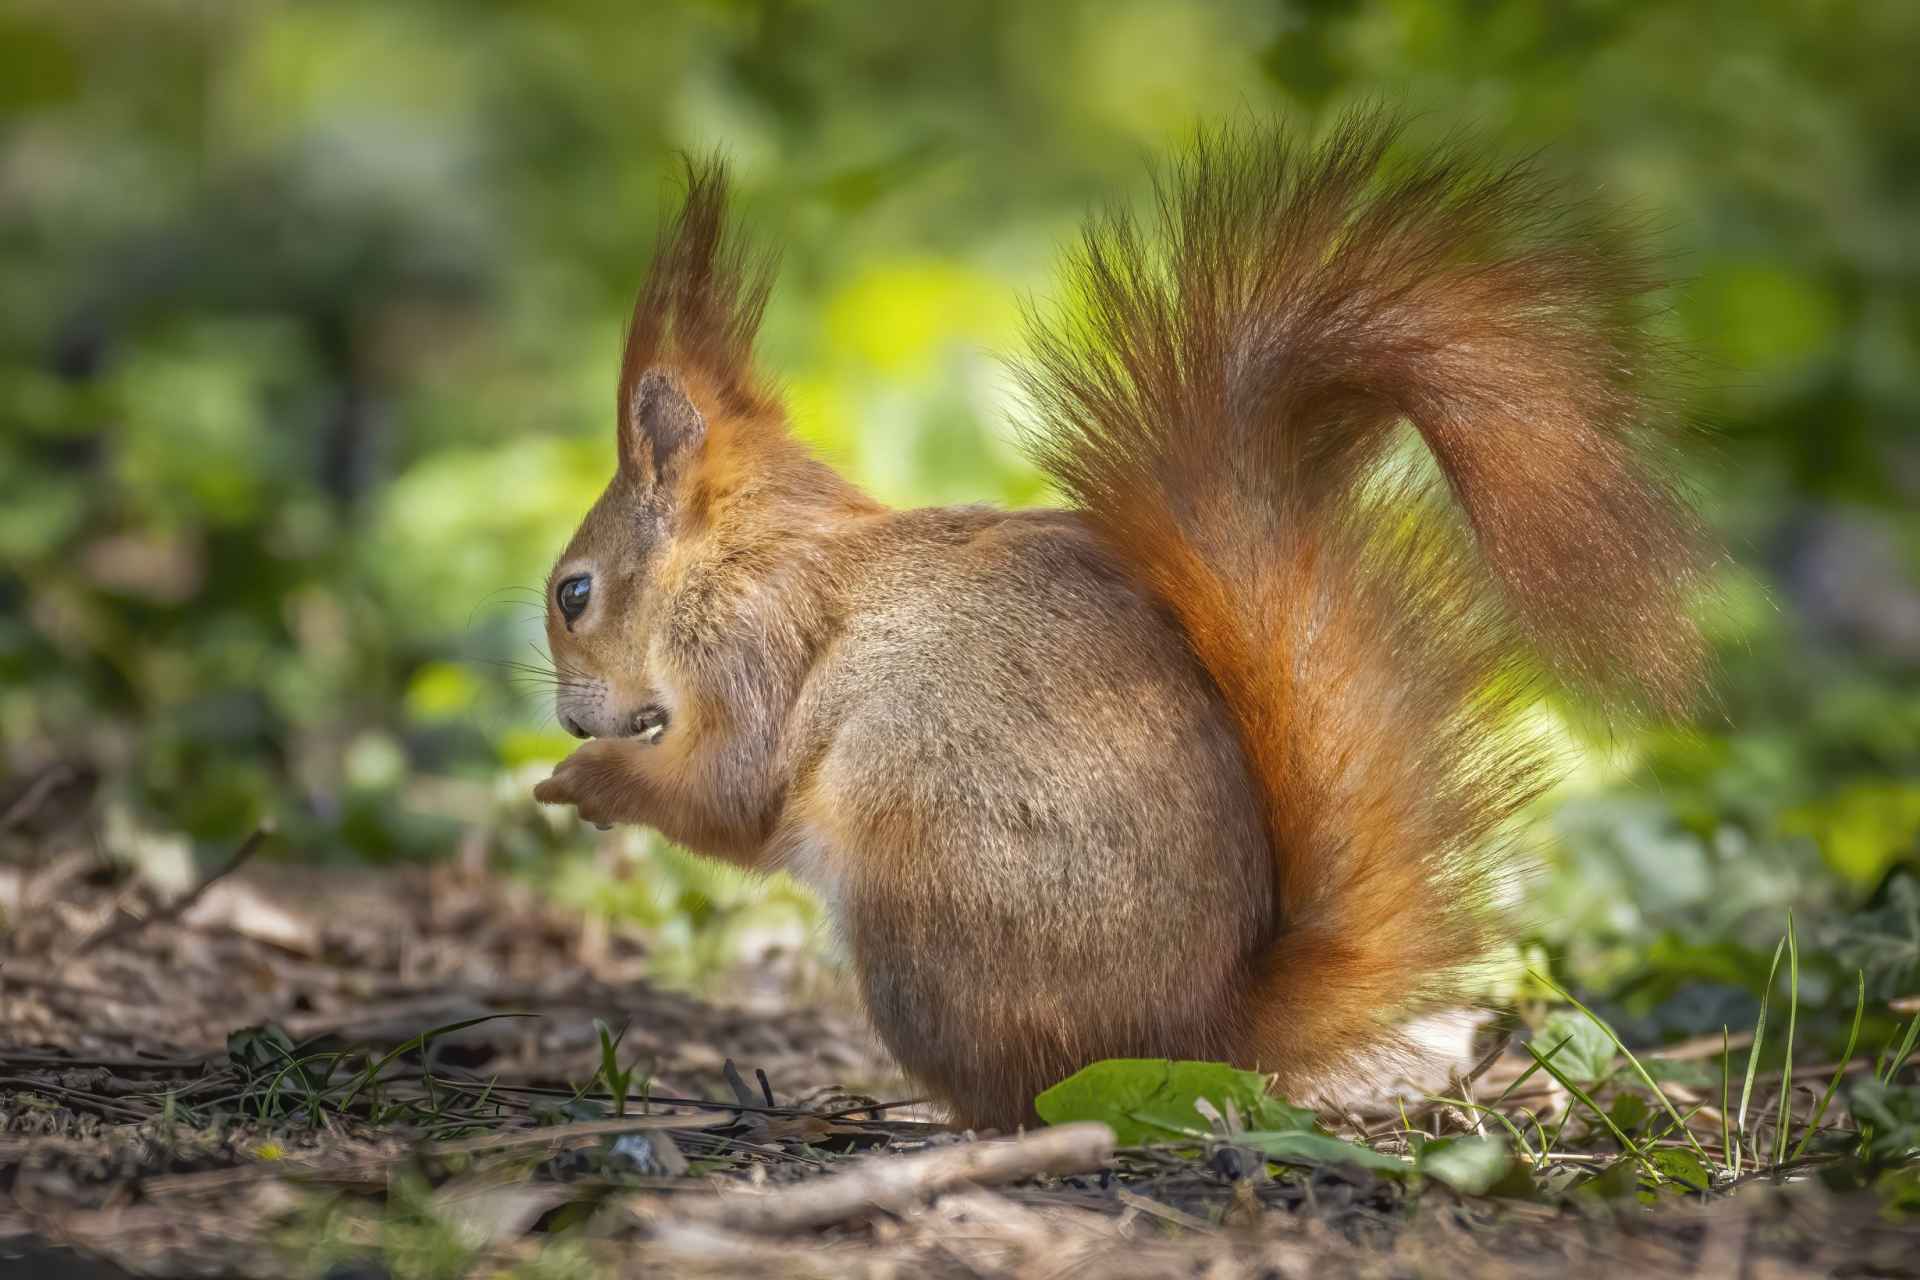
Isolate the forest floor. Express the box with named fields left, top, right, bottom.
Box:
left=3, top=831, right=1917, bottom=1278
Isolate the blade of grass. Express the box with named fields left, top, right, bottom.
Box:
left=1791, top=970, right=1865, bottom=1162
left=1517, top=1106, right=1553, bottom=1157
left=1493, top=1033, right=1575, bottom=1106
left=1544, top=1104, right=1574, bottom=1157
left=1772, top=915, right=1799, bottom=1167
left=1721, top=1025, right=1733, bottom=1178
left=338, top=1013, right=536, bottom=1113
left=1644, top=1102, right=1709, bottom=1152
left=1881, top=1010, right=1920, bottom=1085
left=1524, top=1039, right=1644, bottom=1158
left=1735, top=936, right=1784, bottom=1179
left=1529, top=970, right=1712, bottom=1165
left=253, top=1036, right=343, bottom=1125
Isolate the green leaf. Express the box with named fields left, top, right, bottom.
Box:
left=1836, top=876, right=1920, bottom=1003
left=1607, top=1092, right=1651, bottom=1138
left=1851, top=1079, right=1920, bottom=1168
left=1244, top=1093, right=1319, bottom=1134
left=1645, top=1148, right=1711, bottom=1195
left=1034, top=1059, right=1314, bottom=1147
left=1538, top=1009, right=1616, bottom=1085
left=1576, top=1158, right=1641, bottom=1203
left=1416, top=1135, right=1513, bottom=1194
left=1237, top=1130, right=1409, bottom=1175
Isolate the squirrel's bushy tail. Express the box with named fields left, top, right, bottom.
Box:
left=1018, top=114, right=1708, bottom=1092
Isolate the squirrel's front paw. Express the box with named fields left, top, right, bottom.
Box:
left=534, top=739, right=641, bottom=829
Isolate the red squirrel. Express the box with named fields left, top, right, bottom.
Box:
left=532, top=114, right=1708, bottom=1130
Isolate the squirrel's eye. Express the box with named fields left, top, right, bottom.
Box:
left=556, top=574, right=592, bottom=623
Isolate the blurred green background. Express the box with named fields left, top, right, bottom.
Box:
left=3, top=0, right=1917, bottom=1025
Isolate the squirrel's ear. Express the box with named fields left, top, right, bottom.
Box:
left=620, top=369, right=707, bottom=483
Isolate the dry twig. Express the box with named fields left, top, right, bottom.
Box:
left=680, top=1123, right=1117, bottom=1234
left=72, top=825, right=273, bottom=956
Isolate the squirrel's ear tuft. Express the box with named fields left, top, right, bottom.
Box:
left=620, top=369, right=707, bottom=483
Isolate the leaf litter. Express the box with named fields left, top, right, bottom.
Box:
left=2, top=832, right=1918, bottom=1277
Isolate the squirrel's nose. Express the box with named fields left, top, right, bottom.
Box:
left=562, top=714, right=590, bottom=740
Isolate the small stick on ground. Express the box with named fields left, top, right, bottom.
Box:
left=73, top=823, right=273, bottom=956
left=688, top=1122, right=1117, bottom=1234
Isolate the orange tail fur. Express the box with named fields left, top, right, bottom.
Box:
left=1017, top=114, right=1708, bottom=1091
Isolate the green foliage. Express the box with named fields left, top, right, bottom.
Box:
left=1033, top=1059, right=1316, bottom=1148
left=590, top=1018, right=652, bottom=1120
left=0, top=0, right=1915, bottom=1012
left=1016, top=927, right=1920, bottom=1209
left=1414, top=1135, right=1513, bottom=1194
left=1834, top=877, right=1920, bottom=1001
left=223, top=1014, right=531, bottom=1131
left=1644, top=1149, right=1712, bottom=1196
left=1793, top=972, right=1867, bottom=1161
left=1537, top=1011, right=1615, bottom=1086
left=542, top=839, right=824, bottom=990
left=289, top=1173, right=480, bottom=1280
left=1031, top=936, right=1909, bottom=1200
left=1573, top=1150, right=1711, bottom=1207
left=1850, top=1080, right=1920, bottom=1170
left=1033, top=1057, right=1421, bottom=1175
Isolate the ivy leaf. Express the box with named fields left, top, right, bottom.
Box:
left=1538, top=1010, right=1617, bottom=1085
left=1034, top=1059, right=1314, bottom=1147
